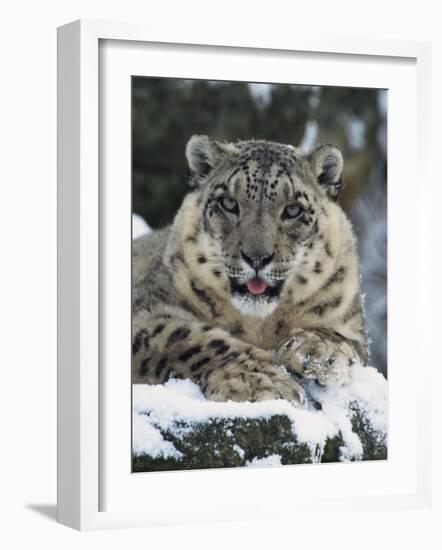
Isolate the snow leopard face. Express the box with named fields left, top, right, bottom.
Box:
left=181, top=136, right=344, bottom=318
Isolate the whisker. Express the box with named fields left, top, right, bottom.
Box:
left=267, top=268, right=319, bottom=280
left=202, top=261, right=224, bottom=267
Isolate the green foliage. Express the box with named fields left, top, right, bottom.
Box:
left=132, top=77, right=385, bottom=228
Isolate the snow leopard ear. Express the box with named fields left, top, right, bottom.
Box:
left=308, top=144, right=344, bottom=201
left=185, top=135, right=237, bottom=188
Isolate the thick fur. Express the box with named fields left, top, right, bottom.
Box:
left=132, top=137, right=368, bottom=405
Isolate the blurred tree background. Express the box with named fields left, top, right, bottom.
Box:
left=132, top=78, right=387, bottom=376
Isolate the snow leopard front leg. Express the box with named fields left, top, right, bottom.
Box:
left=277, top=328, right=364, bottom=387
left=132, top=307, right=305, bottom=405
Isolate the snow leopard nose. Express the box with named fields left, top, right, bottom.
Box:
left=241, top=250, right=274, bottom=272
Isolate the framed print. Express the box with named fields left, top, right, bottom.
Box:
left=57, top=19, right=432, bottom=530
left=130, top=76, right=389, bottom=473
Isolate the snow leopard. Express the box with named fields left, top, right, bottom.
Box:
left=132, top=135, right=368, bottom=406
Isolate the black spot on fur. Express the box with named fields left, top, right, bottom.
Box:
left=214, top=344, right=230, bottom=356
left=208, top=339, right=227, bottom=350
left=155, top=357, right=168, bottom=378
left=162, top=367, right=172, bottom=382
left=324, top=242, right=333, bottom=257
left=323, top=266, right=346, bottom=289
left=342, top=294, right=362, bottom=323
left=314, top=261, right=322, bottom=274
left=167, top=327, right=191, bottom=344
left=190, top=356, right=211, bottom=372
left=150, top=289, right=170, bottom=303
left=179, top=345, right=202, bottom=362
left=132, top=329, right=149, bottom=355
left=197, top=255, right=207, bottom=264
left=190, top=280, right=217, bottom=317
left=284, top=338, right=295, bottom=351
left=297, top=275, right=308, bottom=285
left=152, top=323, right=166, bottom=337
left=179, top=299, right=198, bottom=316
left=139, top=358, right=150, bottom=377
left=309, top=295, right=342, bottom=316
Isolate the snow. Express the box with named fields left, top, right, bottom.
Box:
left=246, top=454, right=282, bottom=468
left=299, top=120, right=318, bottom=152
left=233, top=444, right=245, bottom=459
left=248, top=83, right=272, bottom=106
left=133, top=411, right=183, bottom=459
left=132, top=213, right=151, bottom=239
left=346, top=117, right=365, bottom=150
left=133, top=364, right=387, bottom=464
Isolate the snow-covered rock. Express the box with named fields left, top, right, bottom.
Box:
left=133, top=365, right=387, bottom=471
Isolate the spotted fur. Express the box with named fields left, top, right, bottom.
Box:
left=132, top=136, right=368, bottom=402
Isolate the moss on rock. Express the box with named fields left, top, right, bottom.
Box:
left=133, top=400, right=386, bottom=472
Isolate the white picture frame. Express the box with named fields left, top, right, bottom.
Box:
left=57, top=19, right=432, bottom=531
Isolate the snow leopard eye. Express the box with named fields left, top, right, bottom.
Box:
left=282, top=203, right=303, bottom=221
left=219, top=195, right=239, bottom=215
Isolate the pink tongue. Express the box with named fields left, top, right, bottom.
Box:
left=246, top=278, right=268, bottom=295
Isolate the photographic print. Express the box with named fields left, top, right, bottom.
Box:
left=131, top=77, right=387, bottom=472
